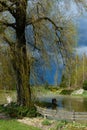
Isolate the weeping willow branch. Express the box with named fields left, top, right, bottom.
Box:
left=27, top=16, right=69, bottom=65
left=27, top=16, right=63, bottom=30
left=0, top=20, right=16, bottom=29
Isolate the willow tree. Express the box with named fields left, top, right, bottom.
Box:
left=0, top=0, right=86, bottom=107
left=0, top=47, right=16, bottom=90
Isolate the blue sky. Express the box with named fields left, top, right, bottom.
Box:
left=46, top=13, right=87, bottom=85
left=76, top=13, right=87, bottom=55
left=27, top=0, right=87, bottom=85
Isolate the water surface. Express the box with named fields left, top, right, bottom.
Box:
left=38, top=95, right=87, bottom=112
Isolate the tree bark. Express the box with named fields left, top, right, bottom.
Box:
left=13, top=0, right=31, bottom=107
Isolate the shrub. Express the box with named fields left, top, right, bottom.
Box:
left=56, top=120, right=68, bottom=129
left=1, top=102, right=37, bottom=118
left=26, top=106, right=37, bottom=117
left=59, top=82, right=67, bottom=88
left=50, top=87, right=59, bottom=92
left=42, top=119, right=51, bottom=126
left=83, top=80, right=87, bottom=90
left=60, top=89, right=73, bottom=95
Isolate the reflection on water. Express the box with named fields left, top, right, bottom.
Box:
left=61, top=96, right=87, bottom=112
left=38, top=95, right=87, bottom=112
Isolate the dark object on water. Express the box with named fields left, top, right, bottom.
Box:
left=52, top=98, right=57, bottom=109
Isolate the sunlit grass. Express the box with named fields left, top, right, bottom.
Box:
left=50, top=121, right=87, bottom=130
left=0, top=119, right=41, bottom=130
left=82, top=90, right=87, bottom=97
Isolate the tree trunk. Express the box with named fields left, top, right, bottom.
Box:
left=13, top=0, right=31, bottom=107
left=16, top=62, right=31, bottom=107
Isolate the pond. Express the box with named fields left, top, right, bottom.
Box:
left=0, top=90, right=87, bottom=112
left=38, top=95, right=87, bottom=112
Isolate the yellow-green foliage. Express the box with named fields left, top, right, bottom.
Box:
left=42, top=119, right=51, bottom=126
left=0, top=47, right=16, bottom=90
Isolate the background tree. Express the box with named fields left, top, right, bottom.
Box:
left=61, top=54, right=87, bottom=89
left=0, top=0, right=86, bottom=107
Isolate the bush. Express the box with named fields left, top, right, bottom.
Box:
left=0, top=102, right=37, bottom=118
left=59, top=82, right=67, bottom=88
left=60, top=89, right=73, bottom=95
left=26, top=107, right=37, bottom=117
left=56, top=120, right=68, bottom=129
left=83, top=80, right=87, bottom=90
left=50, top=87, right=59, bottom=92
left=42, top=119, right=51, bottom=126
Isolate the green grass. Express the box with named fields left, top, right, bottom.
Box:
left=82, top=90, right=87, bottom=97
left=0, top=119, right=41, bottom=130
left=50, top=121, right=87, bottom=130
left=0, top=118, right=87, bottom=130
left=60, top=89, right=73, bottom=95
left=42, top=119, right=51, bottom=126
left=71, top=90, right=87, bottom=97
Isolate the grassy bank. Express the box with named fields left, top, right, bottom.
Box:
left=0, top=119, right=41, bottom=130
left=0, top=118, right=87, bottom=130
left=32, top=86, right=87, bottom=97
left=50, top=121, right=87, bottom=130
left=0, top=87, right=87, bottom=103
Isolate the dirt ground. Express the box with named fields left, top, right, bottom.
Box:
left=18, top=117, right=56, bottom=130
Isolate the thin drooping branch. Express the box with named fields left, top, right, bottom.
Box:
left=27, top=41, right=40, bottom=52
left=1, top=35, right=13, bottom=46
left=27, top=17, right=63, bottom=30
left=56, top=32, right=68, bottom=66
left=31, top=16, right=72, bottom=66
left=36, top=2, right=46, bottom=18
left=32, top=24, right=39, bottom=51
left=0, top=20, right=16, bottom=29
left=27, top=16, right=67, bottom=61
left=27, top=16, right=65, bottom=56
